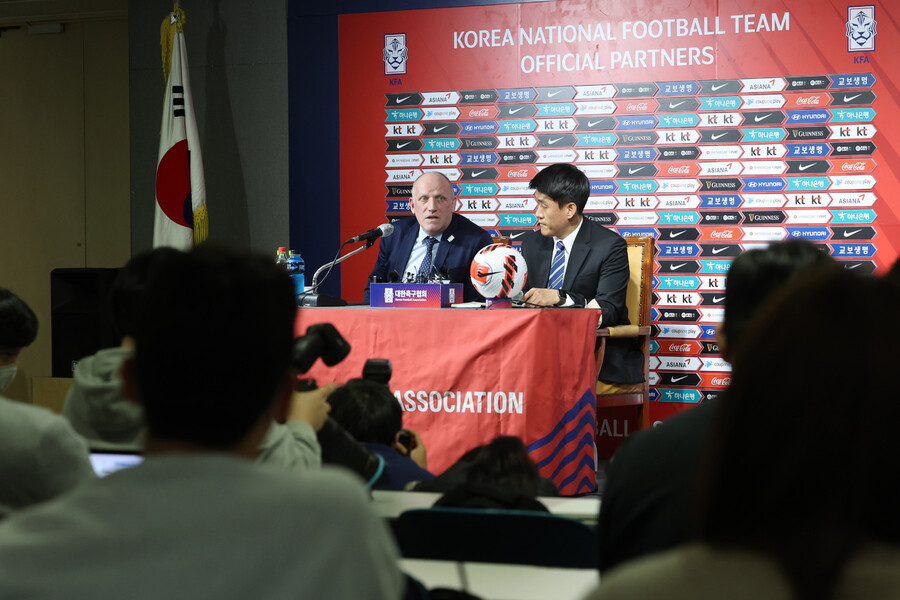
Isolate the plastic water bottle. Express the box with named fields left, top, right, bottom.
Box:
left=287, top=250, right=305, bottom=296
left=275, top=247, right=288, bottom=268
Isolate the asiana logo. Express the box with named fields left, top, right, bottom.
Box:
left=846, top=6, right=876, bottom=52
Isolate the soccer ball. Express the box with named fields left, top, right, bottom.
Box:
left=469, top=244, right=528, bottom=299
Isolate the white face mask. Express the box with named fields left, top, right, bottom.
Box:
left=0, top=364, right=17, bottom=394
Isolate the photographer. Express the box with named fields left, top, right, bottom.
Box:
left=327, top=378, right=434, bottom=490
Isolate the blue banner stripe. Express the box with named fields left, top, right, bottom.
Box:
left=555, top=448, right=598, bottom=492
left=535, top=413, right=596, bottom=474
left=526, top=389, right=595, bottom=452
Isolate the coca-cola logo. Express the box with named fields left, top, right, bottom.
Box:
left=842, top=161, right=866, bottom=171
left=668, top=165, right=691, bottom=175
left=795, top=96, right=821, bottom=105
left=711, top=376, right=732, bottom=386
left=508, top=169, right=530, bottom=178
left=710, top=230, right=735, bottom=239
left=667, top=343, right=693, bottom=352
left=468, top=108, right=490, bottom=117
left=626, top=102, right=649, bottom=111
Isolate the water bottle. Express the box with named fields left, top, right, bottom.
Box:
left=275, top=247, right=288, bottom=268
left=287, top=250, right=305, bottom=296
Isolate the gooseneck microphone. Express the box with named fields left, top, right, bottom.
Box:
left=346, top=223, right=394, bottom=244
left=308, top=223, right=396, bottom=299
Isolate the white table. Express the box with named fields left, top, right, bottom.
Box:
left=371, top=490, right=601, bottom=525
left=400, top=558, right=600, bottom=600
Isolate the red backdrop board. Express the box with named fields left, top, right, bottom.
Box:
left=296, top=307, right=600, bottom=494
left=337, top=0, right=897, bottom=421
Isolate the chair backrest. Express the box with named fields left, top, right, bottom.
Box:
left=395, top=507, right=598, bottom=568
left=491, top=235, right=510, bottom=245
left=622, top=237, right=653, bottom=327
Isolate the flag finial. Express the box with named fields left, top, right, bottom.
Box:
left=160, top=3, right=187, bottom=80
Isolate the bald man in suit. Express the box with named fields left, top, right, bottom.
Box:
left=364, top=172, right=492, bottom=303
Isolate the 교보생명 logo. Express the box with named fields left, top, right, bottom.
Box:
left=384, top=33, right=408, bottom=75
left=846, top=6, right=876, bottom=52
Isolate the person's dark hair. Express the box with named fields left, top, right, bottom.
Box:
left=888, top=255, right=900, bottom=281
left=110, top=247, right=183, bottom=342
left=697, top=269, right=900, bottom=600
left=133, top=244, right=295, bottom=448
left=528, top=163, right=590, bottom=214
left=327, top=378, right=401, bottom=446
left=722, top=240, right=836, bottom=359
left=466, top=436, right=542, bottom=497
left=0, top=288, right=38, bottom=349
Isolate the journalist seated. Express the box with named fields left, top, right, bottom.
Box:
left=62, top=247, right=330, bottom=471
left=327, top=378, right=434, bottom=490
left=0, top=246, right=403, bottom=600
left=433, top=436, right=552, bottom=511
left=0, top=288, right=95, bottom=514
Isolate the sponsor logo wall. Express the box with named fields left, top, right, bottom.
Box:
left=336, top=1, right=898, bottom=429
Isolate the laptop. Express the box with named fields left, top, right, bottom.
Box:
left=89, top=450, right=144, bottom=477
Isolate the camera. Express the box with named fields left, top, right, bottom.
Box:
left=291, top=323, right=391, bottom=488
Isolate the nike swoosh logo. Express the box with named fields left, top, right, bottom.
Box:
left=628, top=167, right=644, bottom=174
left=397, top=142, right=411, bottom=148
left=396, top=96, right=411, bottom=103
left=509, top=106, right=527, bottom=114
left=798, top=163, right=818, bottom=171
left=668, top=101, right=686, bottom=108
left=588, top=120, right=604, bottom=127
left=510, top=232, right=528, bottom=239
left=548, top=137, right=564, bottom=145
left=669, top=231, right=686, bottom=238
left=713, top=296, right=726, bottom=303
left=711, top=83, right=729, bottom=91
left=843, top=228, right=862, bottom=237
left=711, top=132, right=728, bottom=140
left=712, top=247, right=729, bottom=254
left=671, top=375, right=688, bottom=382
left=754, top=114, right=772, bottom=122
left=548, top=90, right=563, bottom=97
left=669, top=263, right=687, bottom=270
left=472, top=170, right=486, bottom=177
left=843, top=94, right=862, bottom=102
left=433, top=125, right=448, bottom=132
left=848, top=263, right=862, bottom=269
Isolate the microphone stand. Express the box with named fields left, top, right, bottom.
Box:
left=297, top=239, right=376, bottom=307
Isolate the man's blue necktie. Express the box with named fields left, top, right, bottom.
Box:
left=417, top=236, right=437, bottom=281
left=548, top=240, right=566, bottom=290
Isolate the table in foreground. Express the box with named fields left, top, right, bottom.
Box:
left=296, top=307, right=601, bottom=494
left=400, top=558, right=599, bottom=600
left=371, top=489, right=601, bottom=525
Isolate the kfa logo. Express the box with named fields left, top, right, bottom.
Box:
left=384, top=33, right=408, bottom=75
left=846, top=6, right=876, bottom=52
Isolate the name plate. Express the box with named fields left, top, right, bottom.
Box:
left=370, top=283, right=463, bottom=308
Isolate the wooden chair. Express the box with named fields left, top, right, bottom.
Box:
left=595, top=236, right=654, bottom=432
left=492, top=235, right=510, bottom=245
left=395, top=507, right=598, bottom=568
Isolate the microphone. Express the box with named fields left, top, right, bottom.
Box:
left=346, top=223, right=394, bottom=244
left=388, top=270, right=400, bottom=283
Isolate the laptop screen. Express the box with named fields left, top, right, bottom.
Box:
left=89, top=452, right=144, bottom=477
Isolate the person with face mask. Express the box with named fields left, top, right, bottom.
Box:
left=0, top=288, right=95, bottom=515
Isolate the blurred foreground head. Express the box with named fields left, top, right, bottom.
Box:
left=132, top=244, right=295, bottom=448
left=700, top=268, right=900, bottom=600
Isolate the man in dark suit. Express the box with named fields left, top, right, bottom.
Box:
left=520, top=163, right=642, bottom=384
left=364, top=172, right=492, bottom=303
left=597, top=240, right=838, bottom=574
